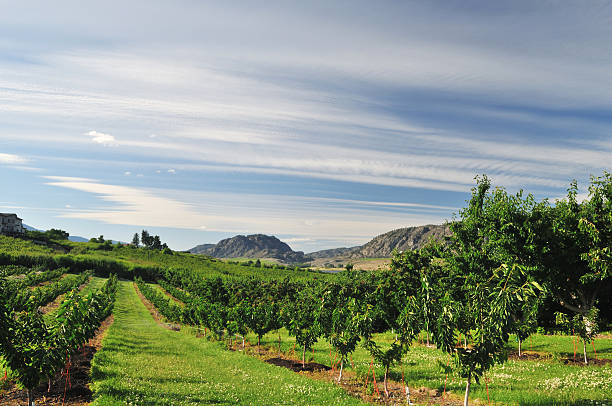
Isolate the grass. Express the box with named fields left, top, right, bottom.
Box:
left=505, top=333, right=612, bottom=360
left=234, top=328, right=612, bottom=405
left=150, top=283, right=611, bottom=405
left=89, top=281, right=366, bottom=405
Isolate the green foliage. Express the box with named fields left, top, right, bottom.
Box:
left=0, top=274, right=117, bottom=401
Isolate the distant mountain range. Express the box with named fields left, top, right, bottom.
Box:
left=189, top=224, right=450, bottom=264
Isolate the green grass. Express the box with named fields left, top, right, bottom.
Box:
left=505, top=333, right=612, bottom=360
left=89, top=281, right=366, bottom=405
left=78, top=276, right=108, bottom=297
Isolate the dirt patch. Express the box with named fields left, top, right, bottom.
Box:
left=133, top=282, right=180, bottom=331
left=266, top=357, right=331, bottom=372
left=39, top=277, right=92, bottom=315
left=0, top=314, right=114, bottom=406
left=508, top=351, right=547, bottom=361
left=562, top=357, right=612, bottom=367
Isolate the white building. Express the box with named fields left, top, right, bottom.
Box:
left=0, top=213, right=25, bottom=234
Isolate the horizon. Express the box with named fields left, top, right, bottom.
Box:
left=1, top=1, right=611, bottom=251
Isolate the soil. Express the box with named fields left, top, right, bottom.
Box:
left=0, top=314, right=114, bottom=406
left=562, top=357, right=612, bottom=367
left=266, top=357, right=331, bottom=372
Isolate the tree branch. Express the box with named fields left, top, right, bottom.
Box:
left=559, top=299, right=585, bottom=315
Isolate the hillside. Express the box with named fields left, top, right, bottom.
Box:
left=348, top=224, right=450, bottom=258
left=308, top=224, right=450, bottom=260
left=189, top=234, right=307, bottom=263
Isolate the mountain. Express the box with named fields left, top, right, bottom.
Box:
left=190, top=224, right=450, bottom=265
left=307, top=224, right=450, bottom=260
left=189, top=243, right=215, bottom=253
left=68, top=235, right=89, bottom=242
left=189, top=234, right=307, bottom=263
left=306, top=246, right=360, bottom=259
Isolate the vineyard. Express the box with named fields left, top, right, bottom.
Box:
left=0, top=173, right=610, bottom=405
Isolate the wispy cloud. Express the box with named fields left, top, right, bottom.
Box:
left=85, top=130, right=116, bottom=146
left=43, top=177, right=447, bottom=245
left=0, top=153, right=27, bottom=164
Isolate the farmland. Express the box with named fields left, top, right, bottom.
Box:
left=1, top=173, right=610, bottom=405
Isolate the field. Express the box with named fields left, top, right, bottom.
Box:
left=1, top=232, right=611, bottom=406
left=89, top=281, right=364, bottom=405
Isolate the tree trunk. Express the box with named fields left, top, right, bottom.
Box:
left=405, top=383, right=411, bottom=404
left=518, top=338, right=522, bottom=357
left=583, top=339, right=588, bottom=364
left=427, top=330, right=430, bottom=346
left=278, top=332, right=281, bottom=353
left=464, top=373, right=471, bottom=406
left=242, top=336, right=245, bottom=351
left=337, top=359, right=344, bottom=383
left=464, top=336, right=467, bottom=348
left=27, top=388, right=34, bottom=406
left=302, top=343, right=306, bottom=368
left=384, top=365, right=389, bottom=397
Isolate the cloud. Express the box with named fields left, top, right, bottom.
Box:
left=0, top=153, right=27, bottom=164
left=167, top=169, right=176, bottom=174
left=124, top=171, right=131, bottom=176
left=85, top=130, right=116, bottom=146
left=44, top=177, right=447, bottom=245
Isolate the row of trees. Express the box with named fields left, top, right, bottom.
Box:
left=141, top=172, right=609, bottom=405
left=0, top=274, right=118, bottom=406
left=131, top=230, right=169, bottom=251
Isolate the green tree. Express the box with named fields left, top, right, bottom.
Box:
left=283, top=284, right=321, bottom=368
left=440, top=176, right=544, bottom=405
left=320, top=294, right=370, bottom=383
left=435, top=264, right=540, bottom=406
left=131, top=232, right=140, bottom=247
left=541, top=172, right=611, bottom=363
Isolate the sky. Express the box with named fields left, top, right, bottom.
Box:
left=1, top=1, right=611, bottom=252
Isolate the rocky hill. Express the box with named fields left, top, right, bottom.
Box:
left=350, top=224, right=450, bottom=258
left=189, top=234, right=307, bottom=263
left=307, top=224, right=450, bottom=260
left=189, top=243, right=215, bottom=253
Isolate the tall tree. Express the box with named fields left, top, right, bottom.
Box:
left=540, top=172, right=611, bottom=363
left=131, top=232, right=140, bottom=247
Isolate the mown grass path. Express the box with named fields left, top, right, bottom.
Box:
left=89, top=281, right=365, bottom=405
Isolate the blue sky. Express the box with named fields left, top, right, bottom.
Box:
left=1, top=1, right=611, bottom=252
